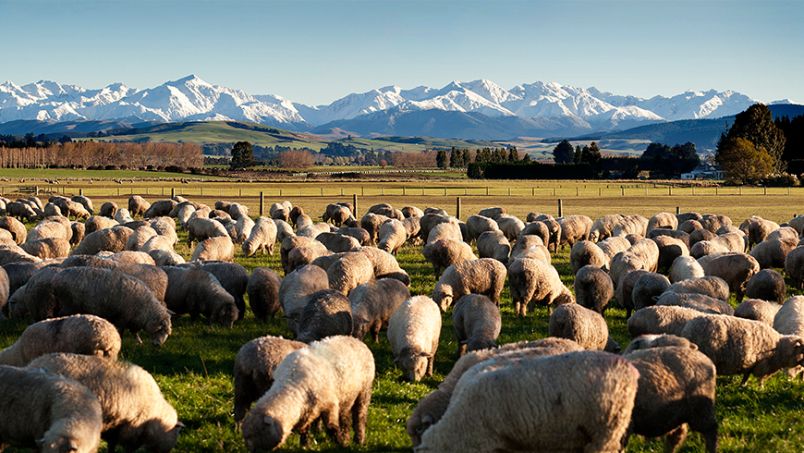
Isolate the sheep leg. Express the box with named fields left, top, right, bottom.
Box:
left=663, top=424, right=688, bottom=453
left=352, top=388, right=371, bottom=445
left=426, top=355, right=435, bottom=377
left=337, top=404, right=353, bottom=447
left=371, top=323, right=381, bottom=343
left=322, top=406, right=342, bottom=445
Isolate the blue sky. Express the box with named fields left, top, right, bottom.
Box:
left=1, top=0, right=801, bottom=105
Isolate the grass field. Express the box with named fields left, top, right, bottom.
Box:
left=0, top=181, right=803, bottom=452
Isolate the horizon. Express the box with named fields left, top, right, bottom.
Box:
left=1, top=0, right=802, bottom=105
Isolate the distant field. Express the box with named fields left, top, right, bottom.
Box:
left=0, top=168, right=224, bottom=180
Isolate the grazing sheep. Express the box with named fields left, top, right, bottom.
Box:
left=574, top=265, right=614, bottom=314
left=549, top=303, right=620, bottom=352
left=589, top=214, right=625, bottom=242
left=773, top=296, right=804, bottom=377
left=698, top=252, right=760, bottom=301
left=84, top=216, right=119, bottom=235
left=0, top=315, right=121, bottom=366
left=402, top=216, right=421, bottom=240
left=0, top=365, right=103, bottom=453
left=612, top=214, right=649, bottom=238
left=451, top=294, right=501, bottom=355
left=28, top=218, right=73, bottom=243
left=143, top=199, right=177, bottom=219
left=766, top=226, right=799, bottom=243
left=689, top=228, right=717, bottom=247
left=229, top=202, right=249, bottom=221
left=401, top=206, right=424, bottom=218
left=466, top=214, right=499, bottom=242
left=377, top=219, right=407, bottom=254
left=327, top=252, right=375, bottom=296
left=477, top=206, right=505, bottom=220
left=678, top=218, right=704, bottom=233
left=241, top=336, right=375, bottom=451
left=558, top=214, right=593, bottom=248
left=669, top=255, right=705, bottom=283
left=198, top=261, right=248, bottom=321
left=280, top=236, right=326, bottom=273
left=653, top=235, right=689, bottom=271
left=358, top=247, right=410, bottom=285
left=360, top=212, right=390, bottom=245
left=476, top=230, right=511, bottom=264
left=140, top=234, right=175, bottom=255
left=422, top=239, right=476, bottom=277
left=22, top=238, right=70, bottom=259
left=295, top=289, right=353, bottom=343
left=268, top=202, right=291, bottom=222
left=735, top=299, right=781, bottom=326
left=751, top=236, right=798, bottom=269
left=279, top=265, right=330, bottom=334
left=149, top=249, right=186, bottom=266
left=388, top=296, right=441, bottom=382
left=745, top=268, right=787, bottom=303
left=631, top=272, right=671, bottom=313
left=700, top=214, right=732, bottom=233
left=508, top=257, right=573, bottom=317
left=509, top=234, right=550, bottom=263
left=191, top=235, right=235, bottom=262
left=247, top=267, right=282, bottom=321
left=624, top=346, right=718, bottom=452
left=656, top=291, right=735, bottom=315
left=349, top=279, right=410, bottom=342
left=740, top=215, right=780, bottom=248
left=125, top=225, right=158, bottom=251
left=597, top=235, right=631, bottom=261
left=426, top=221, right=462, bottom=245
left=128, top=195, right=151, bottom=218
left=317, top=231, right=362, bottom=253
left=233, top=336, right=306, bottom=422
left=432, top=258, right=507, bottom=311
left=29, top=353, right=182, bottom=452
left=337, top=226, right=370, bottom=246
left=622, top=334, right=697, bottom=354
left=518, top=221, right=550, bottom=245
left=785, top=246, right=804, bottom=289
left=114, top=208, right=135, bottom=224
left=368, top=203, right=399, bottom=219
left=99, top=202, right=118, bottom=218
left=667, top=275, right=731, bottom=301
left=648, top=211, right=679, bottom=232
left=627, top=305, right=707, bottom=337
left=415, top=351, right=638, bottom=453
left=570, top=240, right=607, bottom=273
left=0, top=265, right=9, bottom=315
left=70, top=221, right=86, bottom=246
left=296, top=223, right=332, bottom=239
left=323, top=203, right=353, bottom=226
left=187, top=217, right=229, bottom=244
left=610, top=251, right=649, bottom=292
left=162, top=266, right=238, bottom=327
left=418, top=213, right=451, bottom=241
left=496, top=214, right=525, bottom=242
left=681, top=315, right=804, bottom=383
left=71, top=226, right=133, bottom=256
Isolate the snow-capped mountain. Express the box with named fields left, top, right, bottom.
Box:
left=0, top=74, right=762, bottom=137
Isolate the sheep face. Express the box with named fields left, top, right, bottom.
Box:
left=143, top=420, right=183, bottom=453
left=397, top=352, right=429, bottom=382
left=432, top=284, right=452, bottom=312
left=589, top=231, right=600, bottom=242
left=37, top=433, right=91, bottom=453
left=466, top=338, right=496, bottom=353
left=243, top=415, right=284, bottom=453
left=147, top=318, right=172, bottom=346
left=352, top=316, right=371, bottom=340
left=214, top=304, right=239, bottom=328
left=779, top=336, right=804, bottom=367
left=242, top=241, right=257, bottom=257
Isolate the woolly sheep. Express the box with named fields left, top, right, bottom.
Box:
left=653, top=235, right=689, bottom=271
left=518, top=221, right=550, bottom=245
left=451, top=294, right=501, bottom=355
left=241, top=336, right=375, bottom=451
left=477, top=206, right=505, bottom=220
left=0, top=216, right=27, bottom=244
left=610, top=251, right=649, bottom=293
left=377, top=219, right=407, bottom=254
left=187, top=217, right=229, bottom=244
left=750, top=236, right=798, bottom=269
left=280, top=236, right=326, bottom=273
left=678, top=218, right=704, bottom=233
left=99, top=202, right=117, bottom=218
left=669, top=255, right=705, bottom=283
left=432, top=258, right=507, bottom=311
left=476, top=230, right=510, bottom=264
left=125, top=225, right=158, bottom=251
left=128, top=195, right=150, bottom=218
left=0, top=365, right=103, bottom=453
left=508, top=257, right=572, bottom=316
left=656, top=291, right=735, bottom=315
left=198, top=261, right=248, bottom=321
left=148, top=249, right=186, bottom=266
left=495, top=214, right=524, bottom=242
left=648, top=211, right=679, bottom=232
left=574, top=265, right=613, bottom=314
left=631, top=272, right=671, bottom=313
left=558, top=214, right=592, bottom=248
left=667, top=275, right=731, bottom=300
left=623, top=346, right=718, bottom=452
left=0, top=314, right=121, bottom=366
left=233, top=336, right=306, bottom=422
left=612, top=214, right=649, bottom=237
left=415, top=351, right=638, bottom=453
left=426, top=221, right=462, bottom=245
left=140, top=234, right=175, bottom=255
left=402, top=216, right=421, bottom=240
left=316, top=231, right=362, bottom=253
left=740, top=215, right=779, bottom=247
left=698, top=251, right=760, bottom=301
left=359, top=247, right=410, bottom=285
left=268, top=202, right=290, bottom=222
left=549, top=303, right=620, bottom=352
left=22, top=238, right=70, bottom=259
left=422, top=239, right=476, bottom=277
left=745, top=268, right=787, bottom=303
left=589, top=214, right=624, bottom=242
left=597, top=235, right=631, bottom=261
left=773, top=296, right=804, bottom=377
left=191, top=235, right=235, bottom=262
left=143, top=199, right=177, bottom=219
left=401, top=205, right=424, bottom=218
left=466, top=214, right=499, bottom=242
left=388, top=296, right=441, bottom=381
left=247, top=267, right=282, bottom=321
left=323, top=203, right=353, bottom=226
left=681, top=315, right=804, bottom=383
left=279, top=265, right=330, bottom=334
left=418, top=213, right=451, bottom=241
left=360, top=212, right=390, bottom=245
left=28, top=218, right=72, bottom=243
left=785, top=246, right=804, bottom=289
left=71, top=225, right=133, bottom=256
left=627, top=305, right=707, bottom=337
left=114, top=208, right=134, bottom=224
left=570, top=240, right=607, bottom=273
left=349, top=278, right=410, bottom=342
left=735, top=298, right=781, bottom=325
left=327, top=252, right=375, bottom=296
left=767, top=226, right=799, bottom=243
left=622, top=333, right=697, bottom=354
left=296, top=222, right=332, bottom=239
left=296, top=289, right=353, bottom=343
left=337, top=226, right=370, bottom=246
left=700, top=214, right=732, bottom=233
left=162, top=266, right=238, bottom=327
left=85, top=216, right=119, bottom=235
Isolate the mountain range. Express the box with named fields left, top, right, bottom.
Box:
left=0, top=74, right=789, bottom=139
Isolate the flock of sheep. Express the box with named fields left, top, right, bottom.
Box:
left=0, top=192, right=802, bottom=452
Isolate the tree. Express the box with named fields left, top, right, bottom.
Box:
left=579, top=142, right=602, bottom=166
left=461, top=149, right=471, bottom=167
left=552, top=139, right=575, bottom=164
left=639, top=142, right=700, bottom=176
left=574, top=145, right=582, bottom=164
left=721, top=103, right=786, bottom=173
left=507, top=147, right=519, bottom=162
left=449, top=147, right=460, bottom=167
left=278, top=150, right=315, bottom=168
left=436, top=150, right=448, bottom=169
left=230, top=141, right=253, bottom=169
left=716, top=137, right=774, bottom=184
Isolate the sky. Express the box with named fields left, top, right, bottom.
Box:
left=1, top=0, right=802, bottom=105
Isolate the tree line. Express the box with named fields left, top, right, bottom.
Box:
left=0, top=141, right=203, bottom=170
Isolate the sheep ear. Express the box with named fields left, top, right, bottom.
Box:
left=175, top=421, right=186, bottom=431
left=166, top=309, right=176, bottom=316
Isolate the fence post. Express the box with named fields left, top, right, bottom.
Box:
left=715, top=186, right=718, bottom=195
left=79, top=188, right=84, bottom=196
left=532, top=187, right=535, bottom=196
left=361, top=186, right=364, bottom=196
left=557, top=199, right=563, bottom=217
left=508, top=188, right=511, bottom=196
left=279, top=188, right=283, bottom=197
left=576, top=187, right=579, bottom=197
left=444, top=188, right=447, bottom=196
left=599, top=187, right=602, bottom=197
left=764, top=187, right=767, bottom=195
left=35, top=186, right=39, bottom=196
left=456, top=197, right=461, bottom=219
left=676, top=206, right=680, bottom=215
left=486, top=186, right=489, bottom=196
left=259, top=192, right=264, bottom=216
left=239, top=188, right=242, bottom=197
left=739, top=186, right=742, bottom=195
left=668, top=186, right=672, bottom=196
left=171, top=187, right=175, bottom=198
left=353, top=193, right=358, bottom=217
left=320, top=187, right=323, bottom=196
left=403, top=187, right=406, bottom=196
left=621, top=186, right=624, bottom=197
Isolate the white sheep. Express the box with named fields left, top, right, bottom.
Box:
left=388, top=296, right=442, bottom=382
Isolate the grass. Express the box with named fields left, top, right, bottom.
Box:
left=1, top=186, right=804, bottom=451
left=0, top=168, right=224, bottom=180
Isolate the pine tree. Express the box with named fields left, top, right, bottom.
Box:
left=721, top=103, right=786, bottom=173
left=462, top=149, right=471, bottom=167
left=574, top=145, right=582, bottom=164
left=552, top=139, right=575, bottom=164
left=449, top=147, right=459, bottom=168
left=508, top=147, right=519, bottom=162
left=436, top=150, right=448, bottom=168
left=230, top=141, right=254, bottom=169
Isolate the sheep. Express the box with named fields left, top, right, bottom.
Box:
left=0, top=315, right=120, bottom=366
left=631, top=272, right=671, bottom=313
left=0, top=216, right=26, bottom=244
left=143, top=199, right=177, bottom=219
left=22, top=238, right=70, bottom=259
left=280, top=236, right=327, bottom=273
left=466, top=214, right=499, bottom=242
left=162, top=266, right=238, bottom=327
left=477, top=206, right=505, bottom=220
left=406, top=338, right=583, bottom=446
left=327, top=252, right=375, bottom=296
left=628, top=305, right=708, bottom=336
left=767, top=226, right=799, bottom=243
left=296, top=222, right=332, bottom=239
left=432, top=258, right=507, bottom=311
left=612, top=214, right=649, bottom=237
left=548, top=303, right=620, bottom=352
left=689, top=228, right=717, bottom=247
left=476, top=230, right=510, bottom=264
left=623, top=346, right=718, bottom=452
left=681, top=315, right=804, bottom=383
left=99, top=202, right=118, bottom=218
left=349, top=278, right=410, bottom=342
left=241, top=336, right=374, bottom=450
left=785, top=246, right=804, bottom=289
left=296, top=289, right=353, bottom=343
left=745, top=268, right=786, bottom=303
left=377, top=219, right=407, bottom=254
left=735, top=299, right=782, bottom=326
left=678, top=218, right=704, bottom=233
left=238, top=217, right=276, bottom=257
left=789, top=214, right=804, bottom=235
left=677, top=212, right=703, bottom=224
left=25, top=267, right=172, bottom=345
left=268, top=202, right=290, bottom=222
left=414, top=351, right=638, bottom=453
left=402, top=216, right=421, bottom=241
left=43, top=202, right=62, bottom=218
left=751, top=236, right=798, bottom=269
left=388, top=296, right=441, bottom=382
left=656, top=291, right=735, bottom=315
left=700, top=214, right=732, bottom=233
left=191, top=235, right=235, bottom=262
left=368, top=202, right=399, bottom=219
left=71, top=225, right=133, bottom=256
left=229, top=202, right=249, bottom=221
left=610, top=251, right=649, bottom=293
left=149, top=216, right=177, bottom=244
left=140, top=234, right=175, bottom=255
left=125, top=225, right=158, bottom=251
left=418, top=213, right=451, bottom=241
left=316, top=232, right=362, bottom=253
left=198, top=261, right=248, bottom=321
left=358, top=246, right=410, bottom=285
left=773, top=296, right=804, bottom=377
left=69, top=221, right=86, bottom=246
left=622, top=333, right=697, bottom=354
left=647, top=211, right=679, bottom=232
left=187, top=217, right=229, bottom=244
left=628, top=238, right=660, bottom=272
left=401, top=205, right=424, bottom=218
left=247, top=267, right=282, bottom=321
left=426, top=221, right=462, bottom=245
left=669, top=255, right=705, bottom=283
left=597, top=235, right=631, bottom=261
left=233, top=336, right=306, bottom=422
left=29, top=218, right=72, bottom=243
left=570, top=240, right=607, bottom=273
left=337, top=226, right=370, bottom=246
left=574, top=265, right=613, bottom=314
left=279, top=265, right=330, bottom=334
left=323, top=203, right=353, bottom=226
left=422, top=239, right=476, bottom=277
left=149, top=249, right=186, bottom=266
left=451, top=294, right=501, bottom=356
left=495, top=214, right=524, bottom=241
left=128, top=195, right=150, bottom=218
left=653, top=235, right=689, bottom=271
left=0, top=265, right=9, bottom=315
left=0, top=365, right=103, bottom=453
left=509, top=234, right=550, bottom=263
left=0, top=243, right=40, bottom=266
left=508, top=257, right=573, bottom=317
left=666, top=275, right=730, bottom=300
left=558, top=214, right=592, bottom=248
left=518, top=221, right=550, bottom=245
left=698, top=252, right=760, bottom=301
left=589, top=214, right=625, bottom=242
left=740, top=215, right=780, bottom=247
left=360, top=212, right=390, bottom=245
